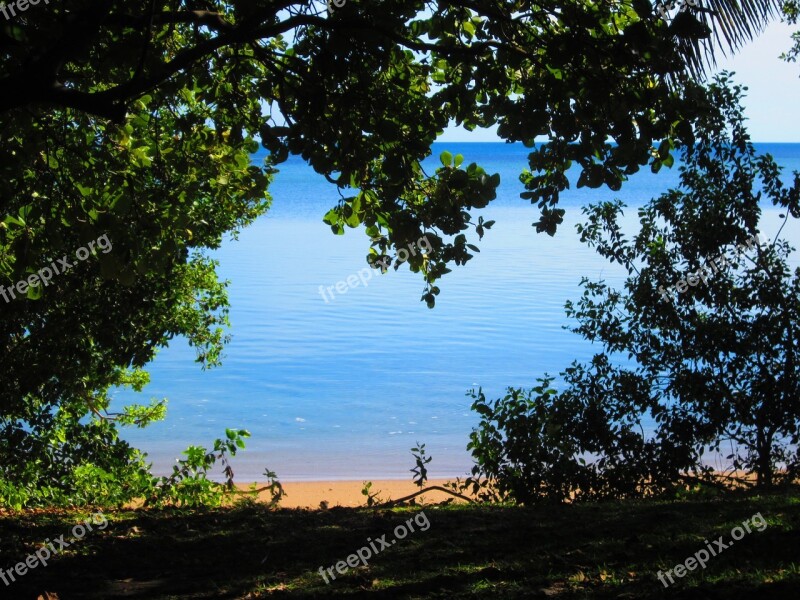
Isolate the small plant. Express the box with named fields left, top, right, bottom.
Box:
left=465, top=381, right=595, bottom=504
left=443, top=476, right=495, bottom=503
left=262, top=468, right=286, bottom=506
left=146, top=428, right=251, bottom=508
left=361, top=481, right=383, bottom=507
left=410, top=442, right=432, bottom=488
left=241, top=468, right=285, bottom=507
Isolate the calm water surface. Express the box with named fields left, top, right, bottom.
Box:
left=118, top=143, right=800, bottom=481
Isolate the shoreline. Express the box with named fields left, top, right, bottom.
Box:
left=238, top=478, right=467, bottom=509
left=235, top=469, right=761, bottom=509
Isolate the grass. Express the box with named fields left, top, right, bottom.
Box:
left=1, top=490, right=799, bottom=599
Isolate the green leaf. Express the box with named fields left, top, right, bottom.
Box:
left=546, top=65, right=563, bottom=80
left=322, top=208, right=340, bottom=226
left=76, top=184, right=93, bottom=197
left=26, top=282, right=42, bottom=300
left=345, top=212, right=360, bottom=228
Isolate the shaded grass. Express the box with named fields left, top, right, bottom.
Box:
left=1, top=491, right=799, bottom=599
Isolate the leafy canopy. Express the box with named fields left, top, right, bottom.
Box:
left=464, top=75, right=800, bottom=503
left=0, top=1, right=782, bottom=506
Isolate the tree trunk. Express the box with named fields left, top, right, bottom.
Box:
left=755, top=425, right=773, bottom=488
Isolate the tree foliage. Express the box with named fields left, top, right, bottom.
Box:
left=466, top=75, right=800, bottom=503
left=660, top=0, right=784, bottom=77
left=0, top=1, right=784, bottom=506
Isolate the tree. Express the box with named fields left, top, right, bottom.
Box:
left=568, top=74, right=800, bottom=490
left=1, top=1, right=752, bottom=290
left=465, top=75, right=800, bottom=503
left=0, top=1, right=783, bottom=505
left=780, top=0, right=800, bottom=66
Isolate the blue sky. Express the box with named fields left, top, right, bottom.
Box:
left=440, top=22, right=800, bottom=143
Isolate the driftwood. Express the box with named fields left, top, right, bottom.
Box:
left=375, top=485, right=475, bottom=508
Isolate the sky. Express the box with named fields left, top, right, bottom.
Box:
left=439, top=21, right=800, bottom=143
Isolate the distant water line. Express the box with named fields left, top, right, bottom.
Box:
left=116, top=143, right=800, bottom=481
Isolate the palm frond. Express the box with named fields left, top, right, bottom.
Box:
left=665, top=0, right=785, bottom=78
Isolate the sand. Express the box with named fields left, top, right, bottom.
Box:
left=242, top=479, right=467, bottom=509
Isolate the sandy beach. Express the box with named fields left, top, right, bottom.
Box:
left=244, top=479, right=467, bottom=509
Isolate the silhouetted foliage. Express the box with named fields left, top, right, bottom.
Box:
left=466, top=75, right=800, bottom=503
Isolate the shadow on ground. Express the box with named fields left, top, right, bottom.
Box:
left=1, top=491, right=799, bottom=599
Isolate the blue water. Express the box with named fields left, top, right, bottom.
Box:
left=117, top=143, right=800, bottom=482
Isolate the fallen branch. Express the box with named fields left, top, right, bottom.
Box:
left=376, top=485, right=475, bottom=508
left=229, top=485, right=277, bottom=495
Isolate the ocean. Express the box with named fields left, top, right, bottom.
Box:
left=116, top=142, right=800, bottom=482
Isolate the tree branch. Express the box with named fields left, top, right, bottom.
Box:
left=106, top=10, right=236, bottom=32
left=375, top=485, right=475, bottom=507
left=0, top=8, right=501, bottom=120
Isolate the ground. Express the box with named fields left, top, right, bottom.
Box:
left=1, top=490, right=798, bottom=599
